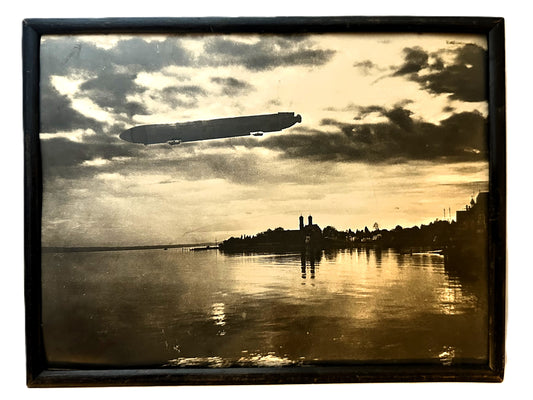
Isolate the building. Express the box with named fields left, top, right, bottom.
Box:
left=455, top=192, right=488, bottom=234
left=300, top=215, right=323, bottom=248
left=219, top=215, right=323, bottom=252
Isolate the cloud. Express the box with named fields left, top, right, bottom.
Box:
left=40, top=81, right=105, bottom=134
left=210, top=77, right=254, bottom=96
left=40, top=35, right=334, bottom=128
left=392, top=43, right=487, bottom=102
left=40, top=135, right=142, bottom=176
left=201, top=36, right=336, bottom=70
left=416, top=44, right=487, bottom=102
left=40, top=37, right=196, bottom=123
left=152, top=85, right=208, bottom=108
left=40, top=139, right=293, bottom=188
left=110, top=37, right=193, bottom=72
left=79, top=70, right=149, bottom=117
left=41, top=36, right=193, bottom=77
left=225, top=105, right=489, bottom=164
left=39, top=35, right=488, bottom=189
left=437, top=180, right=489, bottom=194
left=42, top=35, right=335, bottom=78
left=393, top=47, right=429, bottom=76
left=442, top=105, right=455, bottom=113
left=353, top=60, right=385, bottom=76
left=164, top=85, right=206, bottom=97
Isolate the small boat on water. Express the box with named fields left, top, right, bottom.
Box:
left=411, top=249, right=444, bottom=257
left=190, top=245, right=219, bottom=251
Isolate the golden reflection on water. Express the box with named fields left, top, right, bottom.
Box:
left=211, top=302, right=226, bottom=336
left=438, top=346, right=456, bottom=366
left=41, top=247, right=488, bottom=367
left=435, top=280, right=478, bottom=316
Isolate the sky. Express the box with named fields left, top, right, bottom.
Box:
left=40, top=32, right=489, bottom=246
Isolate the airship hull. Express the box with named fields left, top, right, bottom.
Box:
left=120, top=112, right=301, bottom=145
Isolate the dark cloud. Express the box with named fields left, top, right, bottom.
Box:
left=38, top=34, right=336, bottom=186
left=40, top=82, right=104, bottom=134
left=353, top=60, right=384, bottom=75
left=41, top=37, right=193, bottom=77
left=40, top=35, right=334, bottom=132
left=40, top=37, right=196, bottom=123
left=384, top=107, right=415, bottom=132
left=201, top=36, right=336, bottom=70
left=429, top=55, right=445, bottom=71
left=230, top=105, right=488, bottom=164
left=416, top=44, right=487, bottom=102
left=174, top=152, right=264, bottom=184
left=163, top=85, right=206, bottom=97
left=393, top=47, right=429, bottom=76
left=391, top=43, right=487, bottom=102
left=111, top=37, right=192, bottom=72
left=40, top=136, right=142, bottom=180
left=153, top=85, right=207, bottom=108
left=438, top=180, right=489, bottom=192
left=443, top=105, right=456, bottom=113
left=210, top=77, right=254, bottom=96
left=350, top=105, right=386, bottom=121
left=41, top=35, right=334, bottom=78
left=143, top=142, right=335, bottom=186
left=262, top=129, right=365, bottom=162
left=40, top=105, right=488, bottom=190
left=41, top=39, right=109, bottom=77
left=79, top=70, right=149, bottom=117
left=41, top=136, right=301, bottom=186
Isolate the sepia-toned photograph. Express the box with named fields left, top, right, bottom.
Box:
left=24, top=17, right=506, bottom=385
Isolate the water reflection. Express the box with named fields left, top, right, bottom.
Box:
left=374, top=247, right=382, bottom=266
left=438, top=346, right=456, bottom=366
left=41, top=246, right=488, bottom=368
left=211, top=303, right=226, bottom=336
left=300, top=250, right=321, bottom=279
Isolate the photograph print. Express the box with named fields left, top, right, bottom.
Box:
left=33, top=21, right=504, bottom=383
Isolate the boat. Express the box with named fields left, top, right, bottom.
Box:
left=190, top=245, right=219, bottom=251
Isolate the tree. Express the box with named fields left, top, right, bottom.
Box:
left=323, top=226, right=339, bottom=239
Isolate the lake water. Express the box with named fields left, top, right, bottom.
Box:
left=41, top=247, right=488, bottom=368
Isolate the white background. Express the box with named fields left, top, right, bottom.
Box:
left=2, top=1, right=529, bottom=398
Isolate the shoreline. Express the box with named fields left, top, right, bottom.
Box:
left=42, top=243, right=217, bottom=253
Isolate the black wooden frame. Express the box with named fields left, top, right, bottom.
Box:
left=23, top=16, right=506, bottom=387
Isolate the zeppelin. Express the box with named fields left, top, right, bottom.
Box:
left=119, top=112, right=302, bottom=145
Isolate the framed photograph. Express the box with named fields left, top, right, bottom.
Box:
left=23, top=16, right=506, bottom=387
